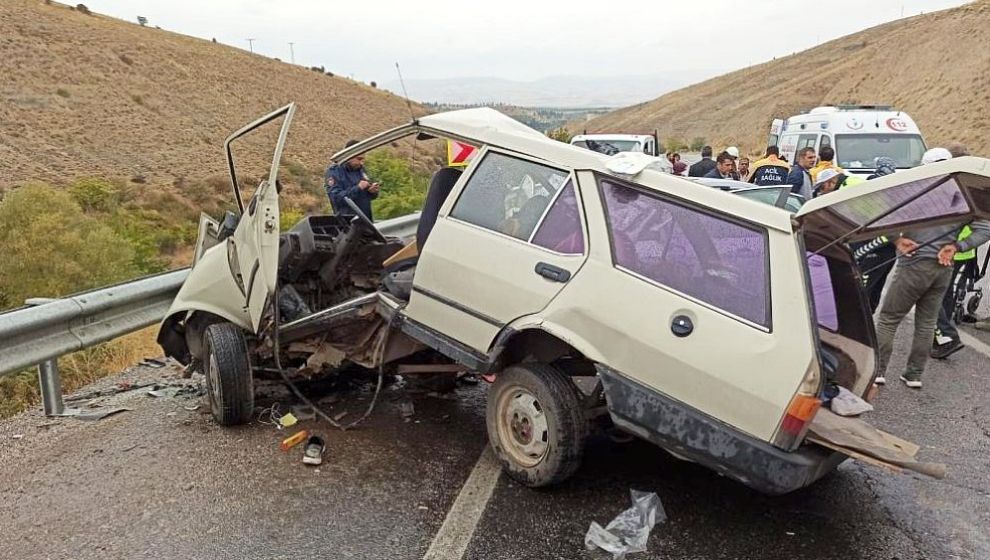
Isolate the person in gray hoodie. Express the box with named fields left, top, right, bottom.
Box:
left=873, top=147, right=990, bottom=388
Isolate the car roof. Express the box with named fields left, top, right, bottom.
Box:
left=334, top=108, right=796, bottom=233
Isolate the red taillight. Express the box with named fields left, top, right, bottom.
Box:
left=781, top=395, right=821, bottom=436
left=773, top=360, right=823, bottom=450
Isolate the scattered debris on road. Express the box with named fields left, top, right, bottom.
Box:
left=585, top=490, right=666, bottom=559
left=280, top=429, right=309, bottom=451
left=398, top=401, right=415, bottom=422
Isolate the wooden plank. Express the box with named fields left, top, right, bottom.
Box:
left=808, top=409, right=946, bottom=478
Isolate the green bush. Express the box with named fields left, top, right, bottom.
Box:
left=364, top=150, right=430, bottom=220
left=546, top=127, right=572, bottom=143
left=665, top=137, right=688, bottom=152
left=69, top=177, right=120, bottom=213
left=280, top=208, right=306, bottom=231
left=0, top=184, right=139, bottom=310
left=690, top=137, right=707, bottom=152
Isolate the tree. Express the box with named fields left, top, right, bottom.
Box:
left=0, top=185, right=138, bottom=311
left=364, top=150, right=430, bottom=220
left=546, top=127, right=572, bottom=143
left=690, top=137, right=707, bottom=152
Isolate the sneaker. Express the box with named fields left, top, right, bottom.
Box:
left=302, top=435, right=326, bottom=466
left=931, top=338, right=964, bottom=360
left=899, top=374, right=922, bottom=389
left=874, top=376, right=886, bottom=385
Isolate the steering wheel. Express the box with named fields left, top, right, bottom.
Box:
left=343, top=197, right=387, bottom=244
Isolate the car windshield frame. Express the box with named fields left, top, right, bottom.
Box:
left=834, top=133, right=926, bottom=170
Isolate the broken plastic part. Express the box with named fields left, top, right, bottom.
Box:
left=280, top=429, right=309, bottom=451
left=584, top=490, right=665, bottom=559
left=279, top=412, right=298, bottom=428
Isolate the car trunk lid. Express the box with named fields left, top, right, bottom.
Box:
left=794, top=156, right=990, bottom=246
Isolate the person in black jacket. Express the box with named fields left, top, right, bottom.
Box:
left=688, top=146, right=716, bottom=177
left=703, top=152, right=736, bottom=179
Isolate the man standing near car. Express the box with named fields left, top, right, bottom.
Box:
left=873, top=148, right=990, bottom=388
left=325, top=139, right=380, bottom=220
left=786, top=147, right=816, bottom=199
left=703, top=152, right=736, bottom=180
left=688, top=146, right=716, bottom=177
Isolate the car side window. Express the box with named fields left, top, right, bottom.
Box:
left=450, top=152, right=568, bottom=241
left=531, top=181, right=584, bottom=254
left=601, top=179, right=771, bottom=328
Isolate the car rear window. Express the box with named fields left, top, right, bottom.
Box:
left=827, top=174, right=970, bottom=230
left=601, top=179, right=771, bottom=328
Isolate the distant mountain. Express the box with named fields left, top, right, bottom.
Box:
left=583, top=1, right=990, bottom=157
left=383, top=73, right=712, bottom=108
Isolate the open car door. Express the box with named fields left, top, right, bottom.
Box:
left=225, top=103, right=296, bottom=333
left=795, top=156, right=990, bottom=249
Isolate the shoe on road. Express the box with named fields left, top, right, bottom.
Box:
left=930, top=338, right=965, bottom=360
left=900, top=374, right=923, bottom=389
left=302, top=435, right=325, bottom=466
left=874, top=376, right=886, bottom=385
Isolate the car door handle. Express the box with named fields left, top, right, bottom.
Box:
left=671, top=315, right=694, bottom=337
left=535, top=262, right=571, bottom=283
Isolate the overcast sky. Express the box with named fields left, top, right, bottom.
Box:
left=87, top=0, right=968, bottom=84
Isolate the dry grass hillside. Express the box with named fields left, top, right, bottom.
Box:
left=582, top=0, right=990, bottom=157
left=0, top=0, right=434, bottom=196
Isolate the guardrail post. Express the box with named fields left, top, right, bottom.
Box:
left=38, top=359, right=65, bottom=416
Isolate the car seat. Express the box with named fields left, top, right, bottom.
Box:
left=417, top=167, right=463, bottom=250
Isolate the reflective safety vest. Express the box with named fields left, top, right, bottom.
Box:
left=956, top=226, right=975, bottom=261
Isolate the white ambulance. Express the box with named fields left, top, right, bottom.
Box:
left=768, top=105, right=927, bottom=175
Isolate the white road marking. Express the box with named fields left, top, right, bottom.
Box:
left=958, top=330, right=990, bottom=360
left=423, top=447, right=502, bottom=560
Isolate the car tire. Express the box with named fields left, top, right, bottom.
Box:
left=486, top=362, right=587, bottom=487
left=203, top=322, right=254, bottom=426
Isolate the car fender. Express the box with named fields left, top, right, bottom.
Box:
left=162, top=242, right=253, bottom=333
left=497, top=315, right=608, bottom=365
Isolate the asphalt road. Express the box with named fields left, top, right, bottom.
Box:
left=1, top=315, right=988, bottom=560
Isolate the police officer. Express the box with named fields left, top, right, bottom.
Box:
left=325, top=139, right=379, bottom=220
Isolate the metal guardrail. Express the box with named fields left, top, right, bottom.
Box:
left=0, top=212, right=420, bottom=414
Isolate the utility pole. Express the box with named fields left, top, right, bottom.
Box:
left=288, top=42, right=295, bottom=64
left=246, top=38, right=256, bottom=53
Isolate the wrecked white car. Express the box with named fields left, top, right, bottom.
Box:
left=159, top=103, right=990, bottom=493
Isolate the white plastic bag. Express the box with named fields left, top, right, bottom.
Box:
left=585, top=490, right=666, bottom=559
left=830, top=386, right=874, bottom=417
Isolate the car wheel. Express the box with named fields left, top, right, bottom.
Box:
left=203, top=322, right=254, bottom=426
left=486, top=363, right=587, bottom=487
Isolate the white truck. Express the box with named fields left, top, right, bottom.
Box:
left=769, top=105, right=927, bottom=175
left=570, top=132, right=659, bottom=157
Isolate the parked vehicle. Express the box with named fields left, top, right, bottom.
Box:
left=692, top=178, right=805, bottom=212
left=769, top=105, right=927, bottom=175
left=571, top=132, right=659, bottom=156
left=160, top=104, right=990, bottom=494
